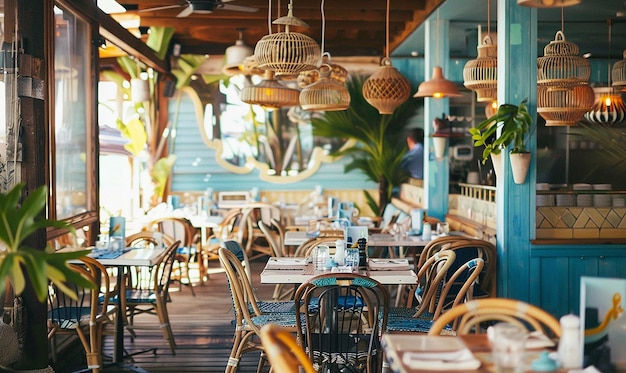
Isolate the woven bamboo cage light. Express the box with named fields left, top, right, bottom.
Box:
left=517, top=0, right=580, bottom=7
left=298, top=0, right=350, bottom=112
left=463, top=1, right=497, bottom=102
left=254, top=0, right=321, bottom=77
left=240, top=70, right=300, bottom=108
left=538, top=83, right=595, bottom=126
left=613, top=50, right=626, bottom=88
left=536, top=30, right=592, bottom=126
left=463, top=35, right=497, bottom=102
left=299, top=64, right=350, bottom=111
left=362, top=0, right=410, bottom=114
left=297, top=62, right=348, bottom=88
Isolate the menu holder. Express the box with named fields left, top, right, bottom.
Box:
left=368, top=258, right=411, bottom=271
left=265, top=257, right=310, bottom=270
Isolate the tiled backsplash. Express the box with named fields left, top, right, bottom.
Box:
left=536, top=206, right=626, bottom=239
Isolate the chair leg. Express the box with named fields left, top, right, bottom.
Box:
left=155, top=300, right=177, bottom=354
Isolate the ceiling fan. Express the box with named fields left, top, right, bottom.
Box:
left=139, top=0, right=258, bottom=18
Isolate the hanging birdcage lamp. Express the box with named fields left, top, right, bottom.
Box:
left=536, top=30, right=592, bottom=126
left=463, top=1, right=497, bottom=102
left=299, top=64, right=350, bottom=111
left=613, top=50, right=626, bottom=88
left=362, top=0, right=410, bottom=114
left=254, top=0, right=321, bottom=77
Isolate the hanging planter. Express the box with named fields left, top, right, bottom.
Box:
left=490, top=151, right=503, bottom=181
left=432, top=136, right=447, bottom=160
left=509, top=152, right=531, bottom=184
left=470, top=99, right=534, bottom=185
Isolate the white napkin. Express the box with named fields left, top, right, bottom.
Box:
left=265, top=257, right=309, bottom=270
left=368, top=258, right=411, bottom=271
left=402, top=348, right=481, bottom=370
left=525, top=331, right=555, bottom=349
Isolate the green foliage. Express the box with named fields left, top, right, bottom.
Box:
left=117, top=117, right=148, bottom=156
left=570, top=122, right=626, bottom=183
left=311, top=75, right=420, bottom=214
left=172, top=54, right=207, bottom=89
left=151, top=155, right=177, bottom=200
left=469, top=98, right=533, bottom=164
left=0, top=184, right=92, bottom=303
left=146, top=27, right=175, bottom=60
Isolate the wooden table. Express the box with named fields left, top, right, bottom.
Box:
left=260, top=258, right=418, bottom=285
left=382, top=334, right=560, bottom=373
left=65, top=245, right=169, bottom=367
left=284, top=231, right=434, bottom=248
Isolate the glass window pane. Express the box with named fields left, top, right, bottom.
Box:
left=54, top=5, right=90, bottom=219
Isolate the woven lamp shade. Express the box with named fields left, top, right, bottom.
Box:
left=254, top=5, right=321, bottom=77
left=463, top=35, right=497, bottom=102
left=537, top=83, right=595, bottom=126
left=299, top=65, right=350, bottom=111
left=362, top=58, right=410, bottom=114
left=240, top=70, right=300, bottom=108
left=537, top=31, right=591, bottom=88
left=612, top=50, right=626, bottom=89
left=239, top=56, right=265, bottom=76
left=517, top=0, right=580, bottom=7
left=584, top=87, right=626, bottom=125
left=297, top=63, right=348, bottom=88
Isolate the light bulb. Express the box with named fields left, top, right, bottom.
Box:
left=605, top=96, right=612, bottom=106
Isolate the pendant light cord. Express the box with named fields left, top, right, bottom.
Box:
left=321, top=0, right=326, bottom=56
left=385, top=0, right=390, bottom=58
left=267, top=0, right=272, bottom=34
left=487, top=0, right=490, bottom=36
left=608, top=18, right=612, bottom=86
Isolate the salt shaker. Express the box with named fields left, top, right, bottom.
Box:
left=557, top=314, right=582, bottom=369
left=334, top=239, right=346, bottom=266
left=421, top=223, right=432, bottom=241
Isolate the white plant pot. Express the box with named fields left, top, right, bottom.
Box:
left=432, top=137, right=447, bottom=160
left=490, top=152, right=503, bottom=181
left=510, top=152, right=531, bottom=184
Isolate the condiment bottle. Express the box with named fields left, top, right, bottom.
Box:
left=557, top=314, right=582, bottom=369
left=357, top=238, right=367, bottom=267
left=334, top=239, right=346, bottom=266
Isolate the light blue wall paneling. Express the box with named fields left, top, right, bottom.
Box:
left=168, top=91, right=378, bottom=194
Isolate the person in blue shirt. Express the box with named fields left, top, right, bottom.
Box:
left=400, top=128, right=424, bottom=179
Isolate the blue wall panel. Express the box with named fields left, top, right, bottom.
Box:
left=168, top=91, right=377, bottom=193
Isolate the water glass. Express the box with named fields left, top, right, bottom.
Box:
left=345, top=248, right=360, bottom=271
left=96, top=234, right=109, bottom=249
left=437, top=222, right=450, bottom=235
left=315, top=245, right=329, bottom=271
left=491, top=323, right=527, bottom=373
left=108, top=236, right=124, bottom=252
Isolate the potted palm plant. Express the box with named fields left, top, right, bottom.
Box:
left=0, top=183, right=91, bottom=369
left=469, top=98, right=534, bottom=184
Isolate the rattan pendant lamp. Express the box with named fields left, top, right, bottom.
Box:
left=362, top=0, right=410, bottom=114
left=584, top=19, right=626, bottom=125
left=414, top=10, right=462, bottom=99
left=254, top=0, right=321, bottom=77
left=240, top=69, right=300, bottom=109
left=463, top=0, right=497, bottom=102
left=613, top=50, right=626, bottom=88
left=299, top=0, right=350, bottom=112
left=536, top=8, right=593, bottom=127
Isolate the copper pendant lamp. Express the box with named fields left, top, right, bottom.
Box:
left=415, top=66, right=462, bottom=99
left=362, top=0, right=410, bottom=114
left=414, top=11, right=461, bottom=99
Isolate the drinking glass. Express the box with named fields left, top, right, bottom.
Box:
left=437, top=222, right=450, bottom=235
left=491, top=323, right=527, bottom=373
left=345, top=248, right=360, bottom=271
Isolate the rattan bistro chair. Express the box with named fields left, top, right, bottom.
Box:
left=294, top=273, right=390, bottom=373
left=260, top=324, right=316, bottom=373
left=47, top=256, right=116, bottom=373
left=218, top=247, right=297, bottom=373
left=428, top=298, right=562, bottom=337
left=123, top=239, right=180, bottom=354
left=147, top=216, right=198, bottom=295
